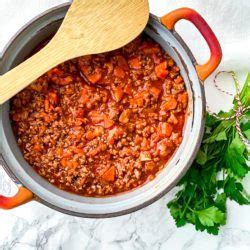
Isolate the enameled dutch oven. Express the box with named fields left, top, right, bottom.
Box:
left=0, top=3, right=222, bottom=217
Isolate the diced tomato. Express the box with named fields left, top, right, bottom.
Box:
left=73, top=147, right=84, bottom=154
left=114, top=66, right=125, bottom=78
left=151, top=53, right=161, bottom=64
left=61, top=76, right=73, bottom=85
left=117, top=55, right=128, bottom=70
left=62, top=148, right=72, bottom=157
left=79, top=65, right=90, bottom=76
left=124, top=83, right=132, bottom=95
left=107, top=130, right=116, bottom=145
left=143, top=46, right=160, bottom=54
left=145, top=161, right=155, bottom=171
left=174, top=76, right=183, bottom=84
left=155, top=61, right=168, bottom=79
left=128, top=57, right=141, bottom=69
left=99, top=143, right=107, bottom=151
left=178, top=92, right=188, bottom=108
left=160, top=122, right=173, bottom=137
left=108, top=107, right=119, bottom=120
left=141, top=138, right=150, bottom=151
left=87, top=72, right=102, bottom=84
left=102, top=166, right=116, bottom=182
left=136, top=97, right=144, bottom=107
left=48, top=92, right=58, bottom=104
left=106, top=62, right=114, bottom=73
left=140, top=151, right=151, bottom=161
left=41, top=112, right=51, bottom=123
left=135, top=135, right=142, bottom=145
left=29, top=82, right=44, bottom=92
left=88, top=147, right=99, bottom=156
left=71, top=127, right=84, bottom=140
left=51, top=68, right=62, bottom=75
left=162, top=96, right=177, bottom=110
left=40, top=125, right=46, bottom=134
left=123, top=147, right=134, bottom=156
left=168, top=59, right=174, bottom=67
left=176, top=114, right=185, bottom=129
left=130, top=97, right=144, bottom=107
left=61, top=158, right=69, bottom=167
left=70, top=160, right=78, bottom=169
left=44, top=99, right=50, bottom=112
left=150, top=87, right=161, bottom=98
left=119, top=109, right=131, bottom=124
left=86, top=130, right=96, bottom=140
left=168, top=113, right=178, bottom=124
left=104, top=118, right=114, bottom=128
left=76, top=108, right=85, bottom=118
left=80, top=88, right=89, bottom=104
left=33, top=143, right=42, bottom=152
left=89, top=111, right=104, bottom=124
left=94, top=126, right=104, bottom=136
left=112, top=86, right=123, bottom=102
left=56, top=148, right=63, bottom=157
left=107, top=126, right=124, bottom=145
left=157, top=139, right=174, bottom=157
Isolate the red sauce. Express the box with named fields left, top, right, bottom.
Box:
left=10, top=35, right=188, bottom=196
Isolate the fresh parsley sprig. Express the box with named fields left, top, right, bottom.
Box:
left=168, top=73, right=250, bottom=235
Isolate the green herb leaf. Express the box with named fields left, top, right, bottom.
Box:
left=225, top=134, right=249, bottom=178
left=195, top=206, right=226, bottom=227
left=196, top=150, right=207, bottom=165
left=204, top=131, right=227, bottom=143
left=244, top=129, right=250, bottom=140
left=239, top=73, right=250, bottom=106
left=224, top=177, right=249, bottom=205
left=167, top=72, right=250, bottom=234
left=215, top=193, right=227, bottom=212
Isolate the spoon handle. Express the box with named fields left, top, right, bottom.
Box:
left=0, top=42, right=65, bottom=104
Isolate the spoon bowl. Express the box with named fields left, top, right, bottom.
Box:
left=0, top=0, right=149, bottom=104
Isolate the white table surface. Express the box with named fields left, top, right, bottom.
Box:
left=0, top=1, right=250, bottom=250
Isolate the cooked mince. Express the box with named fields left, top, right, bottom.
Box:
left=10, top=35, right=188, bottom=196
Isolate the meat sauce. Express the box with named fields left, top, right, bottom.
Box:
left=10, top=35, right=188, bottom=196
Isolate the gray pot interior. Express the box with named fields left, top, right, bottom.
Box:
left=0, top=4, right=205, bottom=217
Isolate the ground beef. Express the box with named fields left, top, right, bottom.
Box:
left=10, top=35, right=188, bottom=196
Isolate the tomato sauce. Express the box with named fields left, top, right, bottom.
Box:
left=10, top=35, right=188, bottom=196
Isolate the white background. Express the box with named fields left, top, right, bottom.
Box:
left=0, top=1, right=250, bottom=249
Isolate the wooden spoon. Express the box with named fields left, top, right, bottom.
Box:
left=0, top=0, right=149, bottom=104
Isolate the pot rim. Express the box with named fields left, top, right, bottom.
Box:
left=0, top=3, right=205, bottom=218
left=0, top=3, right=71, bottom=62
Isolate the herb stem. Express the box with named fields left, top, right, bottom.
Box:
left=180, top=184, right=197, bottom=218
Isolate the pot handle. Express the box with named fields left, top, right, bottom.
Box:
left=161, top=8, right=222, bottom=81
left=0, top=155, right=33, bottom=209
